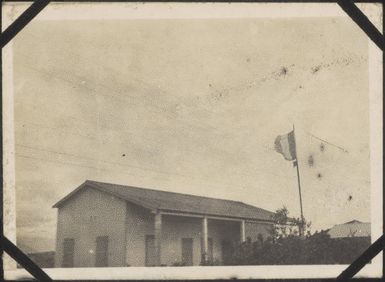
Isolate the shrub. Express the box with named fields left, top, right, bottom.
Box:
left=229, top=228, right=370, bottom=265
left=228, top=207, right=371, bottom=265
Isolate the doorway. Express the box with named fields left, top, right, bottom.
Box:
left=181, top=238, right=193, bottom=266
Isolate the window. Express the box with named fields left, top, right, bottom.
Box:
left=145, top=235, right=156, bottom=266
left=62, top=238, right=75, bottom=267
left=95, top=236, right=109, bottom=267
left=181, top=238, right=193, bottom=266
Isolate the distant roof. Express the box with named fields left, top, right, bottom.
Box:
left=328, top=220, right=371, bottom=238
left=53, top=180, right=275, bottom=222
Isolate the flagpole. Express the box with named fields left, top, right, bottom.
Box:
left=293, top=124, right=305, bottom=236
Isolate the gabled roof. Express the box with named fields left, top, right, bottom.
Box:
left=328, top=220, right=371, bottom=238
left=53, top=180, right=275, bottom=222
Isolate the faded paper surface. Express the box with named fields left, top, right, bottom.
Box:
left=2, top=7, right=16, bottom=270
left=2, top=2, right=383, bottom=279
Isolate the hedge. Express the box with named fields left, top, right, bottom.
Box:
left=228, top=231, right=370, bottom=265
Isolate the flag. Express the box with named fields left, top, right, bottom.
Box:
left=274, top=130, right=297, bottom=161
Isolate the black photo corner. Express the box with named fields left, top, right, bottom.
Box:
left=0, top=0, right=383, bottom=281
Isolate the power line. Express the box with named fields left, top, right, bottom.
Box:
left=17, top=63, right=229, bottom=136
left=16, top=121, right=98, bottom=141
left=16, top=152, right=261, bottom=198
left=16, top=144, right=187, bottom=178
left=306, top=132, right=349, bottom=153
left=16, top=154, right=108, bottom=171
left=15, top=113, right=278, bottom=167
left=15, top=143, right=295, bottom=190
left=16, top=123, right=366, bottom=186
left=17, top=57, right=308, bottom=162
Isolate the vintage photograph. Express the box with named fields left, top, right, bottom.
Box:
left=2, top=2, right=383, bottom=280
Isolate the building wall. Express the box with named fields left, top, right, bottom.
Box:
left=55, top=187, right=127, bottom=267
left=245, top=221, right=273, bottom=242
left=124, top=202, right=154, bottom=266
left=26, top=251, right=55, bottom=268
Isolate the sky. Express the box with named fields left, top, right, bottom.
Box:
left=12, top=17, right=370, bottom=252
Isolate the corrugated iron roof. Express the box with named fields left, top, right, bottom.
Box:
left=53, top=180, right=275, bottom=221
left=328, top=220, right=371, bottom=238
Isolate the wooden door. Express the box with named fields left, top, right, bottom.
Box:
left=181, top=238, right=193, bottom=266
left=95, top=236, right=109, bottom=267
left=62, top=238, right=75, bottom=267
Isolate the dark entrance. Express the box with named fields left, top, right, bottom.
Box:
left=221, top=240, right=233, bottom=265
left=181, top=238, right=193, bottom=266
left=95, top=236, right=109, bottom=267
left=62, top=238, right=75, bottom=267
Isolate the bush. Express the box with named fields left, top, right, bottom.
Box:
left=228, top=230, right=371, bottom=265
left=227, top=206, right=371, bottom=265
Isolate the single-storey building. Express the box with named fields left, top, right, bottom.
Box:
left=328, top=220, right=371, bottom=239
left=53, top=180, right=275, bottom=267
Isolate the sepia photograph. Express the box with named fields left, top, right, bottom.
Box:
left=2, top=2, right=383, bottom=280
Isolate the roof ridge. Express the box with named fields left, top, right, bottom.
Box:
left=238, top=201, right=275, bottom=213
left=55, top=180, right=275, bottom=221
left=86, top=179, right=250, bottom=205
left=333, top=221, right=371, bottom=227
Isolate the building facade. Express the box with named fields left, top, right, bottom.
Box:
left=54, top=180, right=275, bottom=267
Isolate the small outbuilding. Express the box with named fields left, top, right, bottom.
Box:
left=53, top=180, right=275, bottom=267
left=328, top=220, right=371, bottom=239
